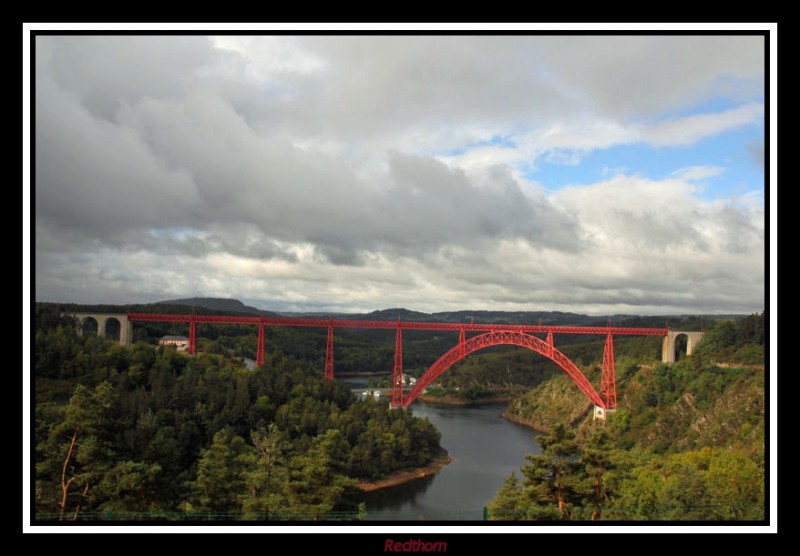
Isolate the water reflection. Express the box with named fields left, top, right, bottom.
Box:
left=358, top=474, right=436, bottom=520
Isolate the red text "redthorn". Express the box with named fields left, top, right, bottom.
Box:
left=384, top=539, right=447, bottom=553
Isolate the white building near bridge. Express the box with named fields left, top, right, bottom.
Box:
left=159, top=335, right=189, bottom=351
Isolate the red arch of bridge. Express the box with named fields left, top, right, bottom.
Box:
left=402, top=330, right=606, bottom=408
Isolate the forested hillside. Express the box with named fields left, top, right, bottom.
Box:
left=34, top=301, right=766, bottom=521
left=33, top=305, right=441, bottom=521
left=491, top=313, right=766, bottom=521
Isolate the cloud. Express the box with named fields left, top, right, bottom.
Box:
left=210, top=36, right=325, bottom=78
left=643, top=103, right=764, bottom=147
left=35, top=170, right=764, bottom=315
left=441, top=104, right=763, bottom=175
left=671, top=166, right=727, bottom=182
left=285, top=35, right=764, bottom=138
left=44, top=36, right=216, bottom=121
left=32, top=35, right=765, bottom=315
left=37, top=40, right=582, bottom=263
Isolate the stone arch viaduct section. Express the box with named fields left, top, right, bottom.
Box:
left=70, top=313, right=133, bottom=346
left=662, top=331, right=704, bottom=363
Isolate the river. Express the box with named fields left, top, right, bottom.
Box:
left=340, top=376, right=542, bottom=521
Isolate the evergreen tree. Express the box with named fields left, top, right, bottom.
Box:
left=283, top=429, right=356, bottom=520
left=241, top=424, right=289, bottom=520
left=527, top=423, right=583, bottom=519
left=489, top=424, right=617, bottom=521
left=487, top=472, right=526, bottom=520
left=36, top=382, right=118, bottom=519
left=189, top=427, right=254, bottom=518
left=580, top=428, right=615, bottom=520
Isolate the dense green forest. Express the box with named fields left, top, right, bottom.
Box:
left=33, top=305, right=441, bottom=521
left=490, top=313, right=766, bottom=521
left=33, top=301, right=766, bottom=522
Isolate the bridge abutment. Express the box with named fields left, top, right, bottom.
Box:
left=593, top=406, right=617, bottom=421
left=661, top=331, right=705, bottom=363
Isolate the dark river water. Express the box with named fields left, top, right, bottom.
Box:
left=340, top=377, right=542, bottom=521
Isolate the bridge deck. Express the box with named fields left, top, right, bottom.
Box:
left=127, top=313, right=667, bottom=336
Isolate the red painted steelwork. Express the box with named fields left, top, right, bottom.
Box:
left=601, top=333, right=616, bottom=409
left=403, top=330, right=606, bottom=408
left=256, top=324, right=265, bottom=367
left=188, top=321, right=196, bottom=355
left=325, top=326, right=334, bottom=380
left=127, top=313, right=667, bottom=336
left=392, top=326, right=403, bottom=406
left=128, top=312, right=668, bottom=407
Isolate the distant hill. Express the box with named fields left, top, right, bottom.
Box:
left=432, top=310, right=594, bottom=326
left=144, top=299, right=755, bottom=330
left=364, top=308, right=433, bottom=321
left=45, top=297, right=753, bottom=330
left=157, top=297, right=269, bottom=316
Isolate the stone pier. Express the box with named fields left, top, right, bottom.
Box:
left=661, top=331, right=705, bottom=363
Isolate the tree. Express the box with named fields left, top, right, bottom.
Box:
left=611, top=447, right=764, bottom=521
left=241, top=424, right=289, bottom=520
left=96, top=461, right=162, bottom=516
left=529, top=423, right=584, bottom=519
left=488, top=472, right=527, bottom=520
left=35, top=382, right=118, bottom=520
left=189, top=427, right=254, bottom=518
left=283, top=429, right=356, bottom=520
left=488, top=424, right=618, bottom=521
left=580, top=428, right=615, bottom=520
left=706, top=449, right=764, bottom=520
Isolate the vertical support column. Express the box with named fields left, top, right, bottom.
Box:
left=188, top=321, right=197, bottom=355
left=256, top=323, right=265, bottom=367
left=120, top=318, right=133, bottom=346
left=546, top=332, right=554, bottom=357
left=458, top=326, right=466, bottom=357
left=601, top=333, right=616, bottom=409
left=324, top=325, right=334, bottom=380
left=392, top=325, right=404, bottom=407
left=662, top=334, right=675, bottom=363
left=97, top=316, right=106, bottom=338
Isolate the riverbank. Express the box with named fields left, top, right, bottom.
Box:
left=501, top=402, right=592, bottom=433
left=500, top=410, right=550, bottom=433
left=355, top=449, right=454, bottom=492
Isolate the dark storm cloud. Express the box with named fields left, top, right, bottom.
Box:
left=36, top=36, right=581, bottom=264
left=369, top=153, right=581, bottom=255
left=47, top=36, right=217, bottom=121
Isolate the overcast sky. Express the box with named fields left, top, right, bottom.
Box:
left=32, top=33, right=767, bottom=315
